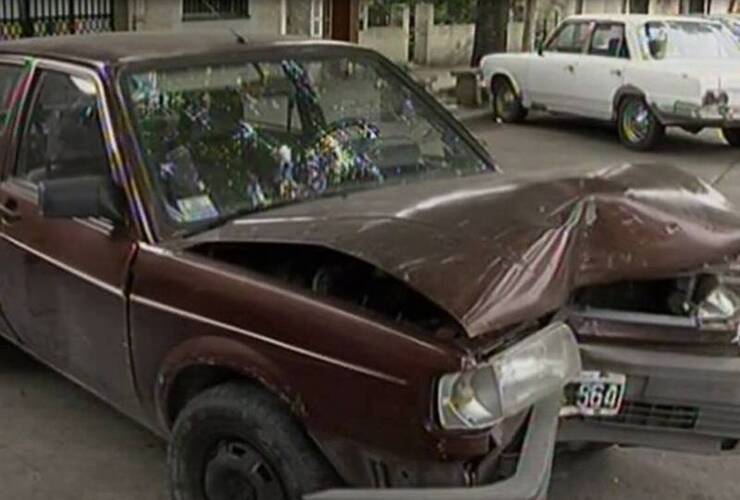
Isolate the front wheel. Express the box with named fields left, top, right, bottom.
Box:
left=491, top=77, right=528, bottom=123
left=617, top=96, right=665, bottom=151
left=722, top=127, right=740, bottom=147
left=168, top=383, right=338, bottom=500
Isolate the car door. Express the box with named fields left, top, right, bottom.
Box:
left=0, top=58, right=31, bottom=342
left=0, top=61, right=141, bottom=415
left=528, top=20, right=593, bottom=113
left=572, top=22, right=630, bottom=119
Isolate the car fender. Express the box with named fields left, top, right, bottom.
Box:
left=155, top=335, right=299, bottom=430
left=622, top=65, right=702, bottom=118
left=480, top=55, right=529, bottom=102
left=488, top=69, right=522, bottom=95
left=612, top=84, right=649, bottom=120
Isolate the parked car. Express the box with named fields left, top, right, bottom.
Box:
left=480, top=15, right=740, bottom=150
left=2, top=31, right=740, bottom=500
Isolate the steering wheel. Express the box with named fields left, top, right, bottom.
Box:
left=307, top=117, right=380, bottom=150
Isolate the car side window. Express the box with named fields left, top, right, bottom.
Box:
left=590, top=23, right=630, bottom=58
left=15, top=70, right=108, bottom=185
left=0, top=64, right=24, bottom=136
left=546, top=22, right=592, bottom=53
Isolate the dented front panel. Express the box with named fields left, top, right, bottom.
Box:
left=127, top=244, right=497, bottom=464
left=184, top=162, right=740, bottom=339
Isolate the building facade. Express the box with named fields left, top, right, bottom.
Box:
left=128, top=0, right=361, bottom=41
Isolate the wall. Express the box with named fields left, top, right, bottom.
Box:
left=581, top=0, right=624, bottom=12
left=286, top=0, right=310, bottom=36
left=358, top=3, right=409, bottom=63
left=649, top=0, right=680, bottom=13
left=358, top=26, right=409, bottom=62
left=426, top=23, right=475, bottom=65
left=575, top=0, right=733, bottom=14
left=709, top=0, right=732, bottom=12
left=413, top=2, right=474, bottom=66
left=508, top=21, right=525, bottom=51
left=131, top=0, right=284, bottom=35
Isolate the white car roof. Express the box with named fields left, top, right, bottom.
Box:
left=565, top=13, right=722, bottom=25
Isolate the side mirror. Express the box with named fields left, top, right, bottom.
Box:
left=39, top=175, right=125, bottom=222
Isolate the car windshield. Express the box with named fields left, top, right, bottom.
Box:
left=640, top=21, right=740, bottom=59
left=124, top=54, right=491, bottom=230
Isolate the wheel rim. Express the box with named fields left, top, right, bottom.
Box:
left=495, top=83, right=517, bottom=117
left=621, top=99, right=651, bottom=144
left=204, top=440, right=287, bottom=500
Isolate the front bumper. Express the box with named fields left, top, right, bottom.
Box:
left=305, top=393, right=560, bottom=500
left=559, top=343, right=740, bottom=454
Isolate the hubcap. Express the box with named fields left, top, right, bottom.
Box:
left=204, top=441, right=287, bottom=500
left=495, top=84, right=516, bottom=117
left=622, top=100, right=651, bottom=143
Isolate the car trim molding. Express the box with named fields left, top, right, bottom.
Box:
left=137, top=242, right=447, bottom=354
left=129, top=293, right=409, bottom=387
left=0, top=233, right=125, bottom=297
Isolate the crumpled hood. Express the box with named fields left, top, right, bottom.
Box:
left=184, top=163, right=740, bottom=338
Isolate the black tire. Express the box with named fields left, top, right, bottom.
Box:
left=491, top=77, right=528, bottom=123
left=722, top=127, right=740, bottom=147
left=617, top=95, right=665, bottom=151
left=169, top=382, right=338, bottom=500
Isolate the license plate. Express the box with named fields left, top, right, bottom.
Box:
left=561, top=371, right=626, bottom=417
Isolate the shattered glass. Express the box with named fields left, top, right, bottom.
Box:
left=125, top=56, right=491, bottom=226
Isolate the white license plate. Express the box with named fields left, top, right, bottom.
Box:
left=561, top=371, right=626, bottom=417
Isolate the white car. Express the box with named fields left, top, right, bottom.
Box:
left=480, top=14, right=740, bottom=150
left=709, top=14, right=740, bottom=40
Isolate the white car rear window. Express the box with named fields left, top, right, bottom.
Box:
left=642, top=21, right=740, bottom=59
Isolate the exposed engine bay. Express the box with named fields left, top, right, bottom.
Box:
left=190, top=242, right=464, bottom=339
left=569, top=270, right=740, bottom=349
left=574, top=272, right=740, bottom=321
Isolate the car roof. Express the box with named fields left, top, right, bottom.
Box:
left=0, top=31, right=355, bottom=67
left=566, top=13, right=722, bottom=24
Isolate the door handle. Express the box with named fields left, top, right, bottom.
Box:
left=0, top=199, right=20, bottom=224
left=565, top=64, right=576, bottom=73
left=610, top=69, right=623, bottom=77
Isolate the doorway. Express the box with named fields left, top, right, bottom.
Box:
left=326, top=0, right=359, bottom=42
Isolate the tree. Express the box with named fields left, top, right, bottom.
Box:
left=521, top=0, right=537, bottom=53
left=471, top=0, right=510, bottom=65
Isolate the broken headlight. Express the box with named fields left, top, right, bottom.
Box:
left=697, top=284, right=740, bottom=322
left=437, top=322, right=581, bottom=430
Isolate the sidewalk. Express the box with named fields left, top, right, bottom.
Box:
left=406, top=63, right=487, bottom=113
left=407, top=64, right=469, bottom=94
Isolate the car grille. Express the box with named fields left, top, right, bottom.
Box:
left=593, top=400, right=699, bottom=430
left=588, top=400, right=740, bottom=438
left=696, top=404, right=740, bottom=437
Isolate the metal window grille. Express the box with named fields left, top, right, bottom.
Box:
left=183, top=0, right=250, bottom=21
left=0, top=0, right=114, bottom=40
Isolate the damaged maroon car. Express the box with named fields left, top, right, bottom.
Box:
left=0, top=33, right=737, bottom=500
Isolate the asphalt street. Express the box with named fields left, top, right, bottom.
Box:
left=2, top=113, right=740, bottom=500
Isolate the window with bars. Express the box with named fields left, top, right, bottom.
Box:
left=183, top=0, right=250, bottom=21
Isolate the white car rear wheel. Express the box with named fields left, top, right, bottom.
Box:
left=617, top=96, right=665, bottom=151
